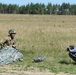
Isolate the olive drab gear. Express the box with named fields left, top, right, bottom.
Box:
left=8, top=29, right=16, bottom=34
left=33, top=56, right=45, bottom=62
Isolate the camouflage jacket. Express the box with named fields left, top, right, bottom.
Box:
left=2, top=35, right=16, bottom=48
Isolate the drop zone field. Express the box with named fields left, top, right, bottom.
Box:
left=0, top=14, right=76, bottom=75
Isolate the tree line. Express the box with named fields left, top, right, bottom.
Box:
left=0, top=3, right=76, bottom=15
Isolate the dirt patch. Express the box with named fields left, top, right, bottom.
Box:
left=0, top=65, right=74, bottom=75
left=0, top=69, right=73, bottom=75
left=0, top=71, right=73, bottom=75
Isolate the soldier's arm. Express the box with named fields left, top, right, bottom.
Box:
left=12, top=41, right=16, bottom=48
left=3, top=37, right=11, bottom=46
left=12, top=45, right=16, bottom=48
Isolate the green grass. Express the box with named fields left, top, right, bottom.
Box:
left=0, top=14, right=76, bottom=74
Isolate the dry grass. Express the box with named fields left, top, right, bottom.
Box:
left=0, top=14, right=76, bottom=75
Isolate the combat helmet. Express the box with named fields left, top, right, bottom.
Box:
left=8, top=29, right=16, bottom=34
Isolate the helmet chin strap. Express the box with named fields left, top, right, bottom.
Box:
left=10, top=34, right=14, bottom=40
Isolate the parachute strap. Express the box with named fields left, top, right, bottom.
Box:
left=70, top=52, right=76, bottom=58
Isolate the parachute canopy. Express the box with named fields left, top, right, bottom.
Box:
left=0, top=46, right=23, bottom=65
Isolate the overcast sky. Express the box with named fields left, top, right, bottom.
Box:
left=0, top=0, right=76, bottom=5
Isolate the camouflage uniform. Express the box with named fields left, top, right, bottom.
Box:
left=3, top=35, right=16, bottom=48
left=0, top=29, right=16, bottom=48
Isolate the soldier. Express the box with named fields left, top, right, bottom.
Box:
left=67, top=45, right=76, bottom=62
left=3, top=29, right=16, bottom=48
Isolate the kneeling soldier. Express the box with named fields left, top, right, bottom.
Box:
left=3, top=29, right=16, bottom=48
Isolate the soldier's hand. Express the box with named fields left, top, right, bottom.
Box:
left=12, top=45, right=16, bottom=48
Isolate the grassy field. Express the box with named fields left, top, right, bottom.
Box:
left=0, top=14, right=76, bottom=75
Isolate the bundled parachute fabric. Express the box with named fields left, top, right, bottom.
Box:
left=0, top=46, right=23, bottom=65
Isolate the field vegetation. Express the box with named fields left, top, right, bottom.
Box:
left=0, top=14, right=76, bottom=75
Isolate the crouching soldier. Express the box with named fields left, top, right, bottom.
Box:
left=67, top=45, right=76, bottom=62
left=3, top=29, right=16, bottom=48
